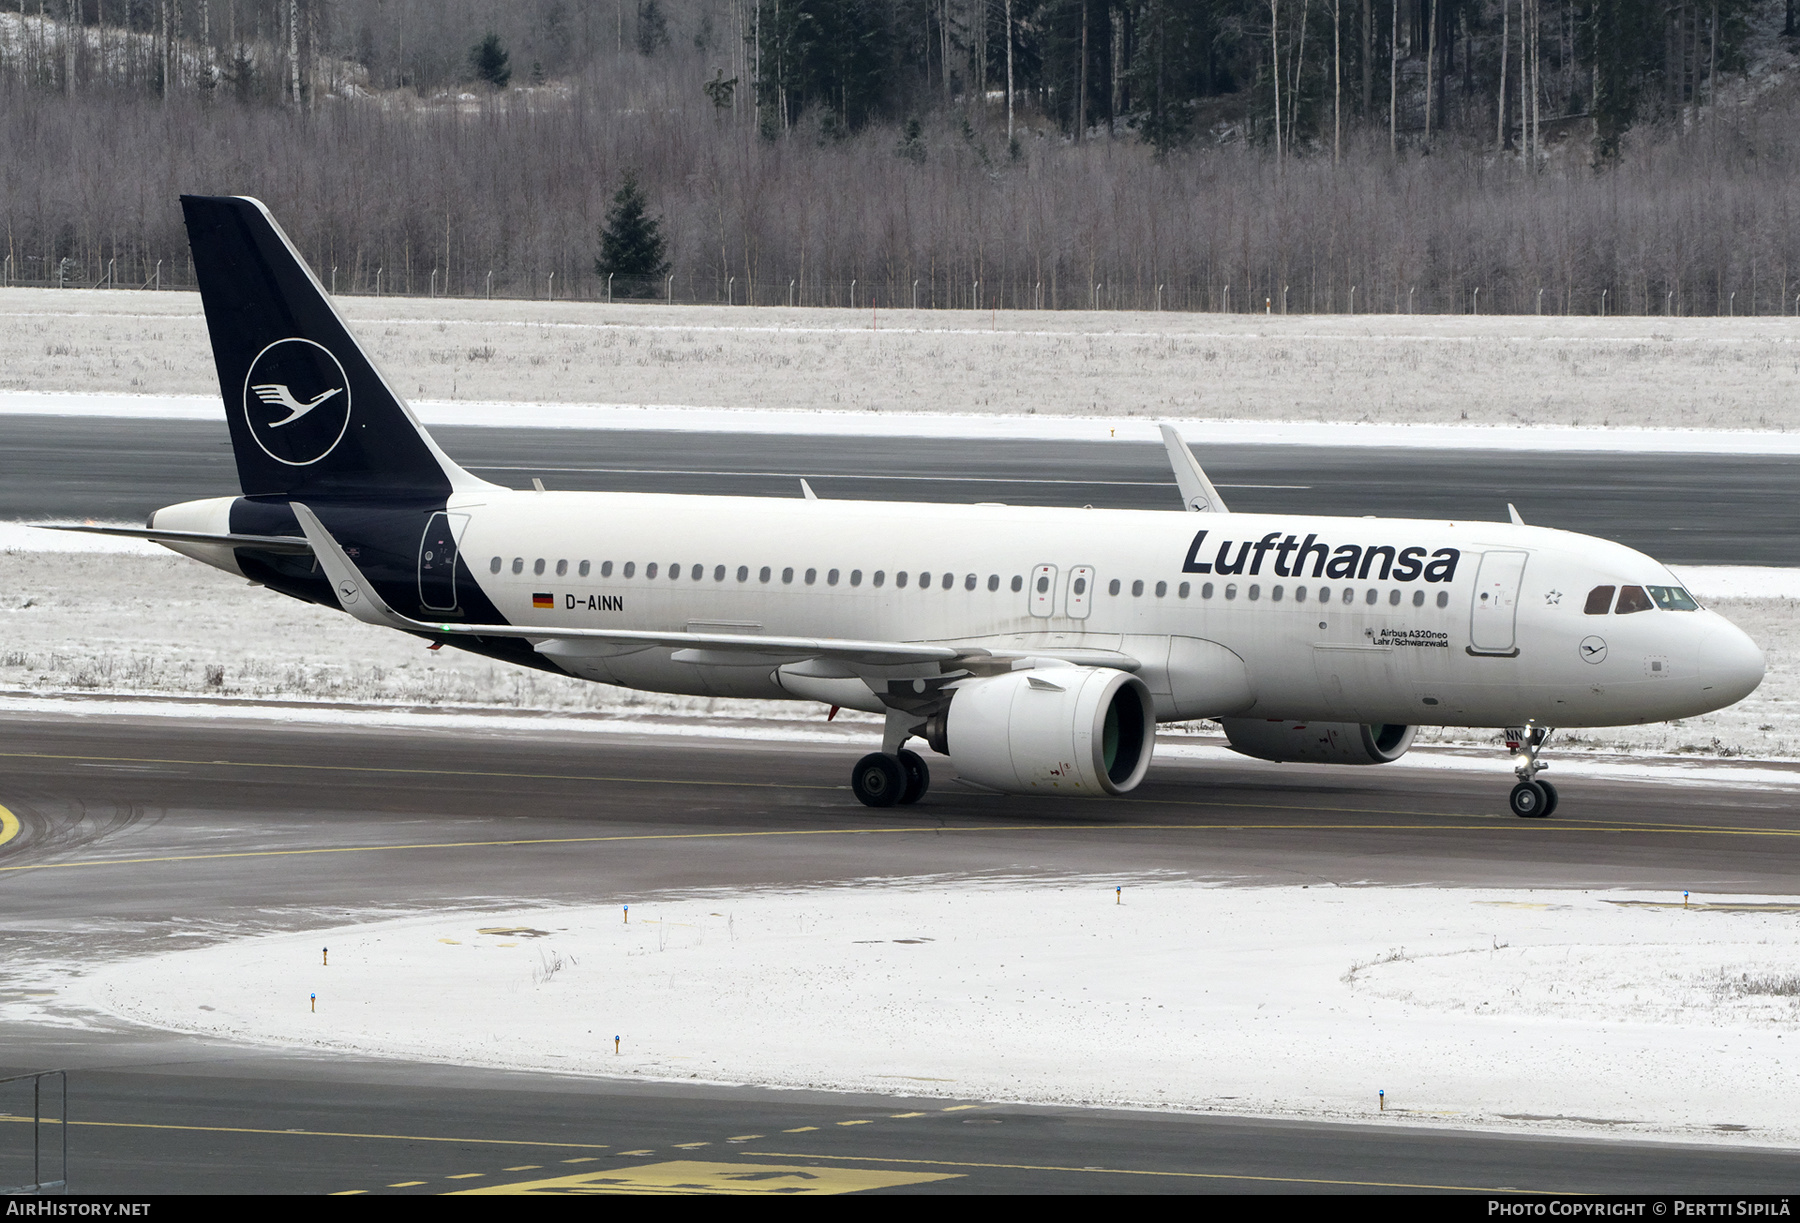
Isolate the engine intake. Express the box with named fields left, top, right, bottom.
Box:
left=939, top=667, right=1155, bottom=796
left=1220, top=719, right=1416, bottom=765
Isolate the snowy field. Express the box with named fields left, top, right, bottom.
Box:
left=51, top=881, right=1800, bottom=1149
left=2, top=527, right=1796, bottom=759
left=4, top=287, right=1798, bottom=433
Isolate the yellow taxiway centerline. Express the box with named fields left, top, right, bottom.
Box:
left=738, top=1150, right=1572, bottom=1195
left=0, top=803, right=18, bottom=848
left=0, top=1115, right=610, bottom=1149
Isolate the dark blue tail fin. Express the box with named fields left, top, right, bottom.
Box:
left=181, top=194, right=471, bottom=500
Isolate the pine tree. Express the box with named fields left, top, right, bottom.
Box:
left=469, top=34, right=511, bottom=89
left=595, top=174, right=670, bottom=298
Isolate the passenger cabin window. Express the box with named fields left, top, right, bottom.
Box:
left=897, top=571, right=909, bottom=589
left=850, top=570, right=863, bottom=587
left=782, top=567, right=794, bottom=584
left=692, top=564, right=704, bottom=580
left=489, top=556, right=502, bottom=574
left=1585, top=585, right=1616, bottom=615
left=1647, top=585, right=1700, bottom=611
left=533, top=559, right=546, bottom=576
left=1010, top=576, right=1023, bottom=592
left=827, top=569, right=840, bottom=586
left=759, top=566, right=772, bottom=583
left=512, top=557, right=524, bottom=574
left=987, top=575, right=999, bottom=592
left=646, top=563, right=659, bottom=579
left=1131, top=580, right=1144, bottom=597
left=1108, top=579, right=1121, bottom=596
left=600, top=561, right=613, bottom=577
left=1614, top=585, right=1654, bottom=614
left=737, top=565, right=749, bottom=582
left=1436, top=591, right=1449, bottom=608
left=579, top=561, right=591, bottom=577
left=714, top=565, right=726, bottom=581
left=623, top=562, right=636, bottom=578
left=555, top=559, right=568, bottom=576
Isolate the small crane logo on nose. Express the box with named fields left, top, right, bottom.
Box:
left=1579, top=636, right=1608, bottom=664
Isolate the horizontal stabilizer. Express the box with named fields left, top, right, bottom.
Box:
left=31, top=524, right=312, bottom=555
left=1158, top=424, right=1230, bottom=513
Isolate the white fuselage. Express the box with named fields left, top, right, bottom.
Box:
left=429, top=489, right=1764, bottom=730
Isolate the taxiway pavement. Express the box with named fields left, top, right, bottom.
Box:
left=2, top=712, right=1797, bottom=1193
left=3, top=416, right=1797, bottom=565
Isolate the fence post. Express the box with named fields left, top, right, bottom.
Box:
left=486, top=270, right=493, bottom=299
left=728, top=275, right=734, bottom=305
left=607, top=272, right=613, bottom=303
left=912, top=279, right=919, bottom=310
left=548, top=271, right=555, bottom=300
left=790, top=279, right=796, bottom=307
left=154, top=259, right=161, bottom=291
left=851, top=279, right=857, bottom=310
left=667, top=275, right=674, bottom=302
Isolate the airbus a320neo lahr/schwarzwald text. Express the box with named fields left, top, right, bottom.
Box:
left=50, top=195, right=1766, bottom=816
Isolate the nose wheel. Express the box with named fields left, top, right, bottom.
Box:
left=1509, top=779, right=1558, bottom=818
left=1505, top=726, right=1558, bottom=818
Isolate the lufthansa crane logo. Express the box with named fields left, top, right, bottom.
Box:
left=242, top=338, right=352, bottom=466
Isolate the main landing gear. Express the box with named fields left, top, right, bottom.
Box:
left=1505, top=725, right=1559, bottom=818
left=851, top=749, right=930, bottom=808
left=851, top=707, right=934, bottom=808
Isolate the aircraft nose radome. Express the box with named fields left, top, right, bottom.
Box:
left=1698, top=624, right=1765, bottom=706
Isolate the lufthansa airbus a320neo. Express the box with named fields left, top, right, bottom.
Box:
left=51, top=195, right=1766, bottom=816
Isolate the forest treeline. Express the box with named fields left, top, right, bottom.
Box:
left=1, top=0, right=1798, bottom=314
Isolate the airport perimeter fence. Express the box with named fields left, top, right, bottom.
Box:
left=0, top=1069, right=68, bottom=1195
left=7, top=254, right=1800, bottom=319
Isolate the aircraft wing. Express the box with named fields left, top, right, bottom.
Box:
left=32, top=524, right=314, bottom=555
left=1158, top=424, right=1230, bottom=513
left=290, top=503, right=971, bottom=668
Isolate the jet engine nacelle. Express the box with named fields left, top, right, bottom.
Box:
left=1220, top=719, right=1416, bottom=765
left=937, top=667, right=1155, bottom=796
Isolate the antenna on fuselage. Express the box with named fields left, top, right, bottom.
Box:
left=1157, top=424, right=1230, bottom=513
left=1508, top=503, right=1525, bottom=526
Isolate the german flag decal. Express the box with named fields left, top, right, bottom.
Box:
left=532, top=592, right=554, bottom=608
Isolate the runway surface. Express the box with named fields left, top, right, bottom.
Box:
left=3, top=711, right=1797, bottom=1194
left=4, top=415, right=1797, bottom=564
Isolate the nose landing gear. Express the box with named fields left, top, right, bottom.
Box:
left=1506, top=726, right=1558, bottom=818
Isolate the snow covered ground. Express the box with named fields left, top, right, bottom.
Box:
left=4, top=287, right=1798, bottom=433
left=1, top=528, right=1796, bottom=759
left=50, top=881, right=1800, bottom=1148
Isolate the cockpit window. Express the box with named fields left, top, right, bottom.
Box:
left=1614, top=585, right=1654, bottom=614
left=1646, top=585, right=1700, bottom=611
left=1583, top=585, right=1615, bottom=615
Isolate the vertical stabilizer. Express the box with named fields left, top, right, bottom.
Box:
left=181, top=194, right=482, bottom=500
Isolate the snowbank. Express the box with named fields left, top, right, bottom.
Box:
left=60, top=881, right=1800, bottom=1148
left=6, top=390, right=1800, bottom=454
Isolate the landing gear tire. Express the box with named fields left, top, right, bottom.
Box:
left=1509, top=780, right=1550, bottom=818
left=896, top=749, right=930, bottom=805
left=852, top=752, right=906, bottom=808
left=1536, top=780, right=1559, bottom=817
